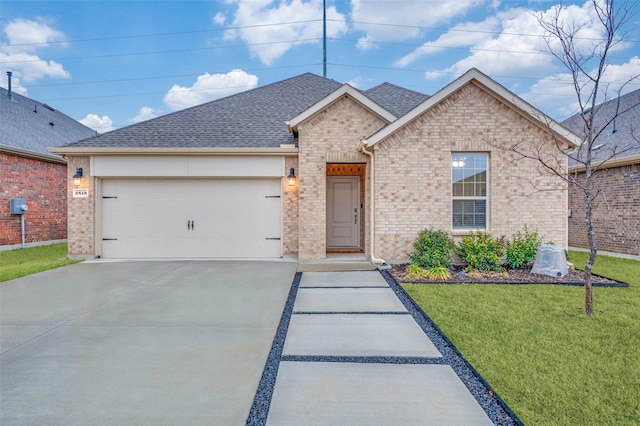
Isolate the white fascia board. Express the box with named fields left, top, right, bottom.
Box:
left=287, top=84, right=396, bottom=132
left=363, top=68, right=582, bottom=148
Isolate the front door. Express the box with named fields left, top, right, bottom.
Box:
left=326, top=176, right=359, bottom=248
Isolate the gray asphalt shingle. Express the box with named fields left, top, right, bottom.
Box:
left=563, top=89, right=640, bottom=166
left=1, top=87, right=96, bottom=158
left=62, top=73, right=430, bottom=149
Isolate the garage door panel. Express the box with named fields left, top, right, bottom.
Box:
left=101, top=179, right=282, bottom=258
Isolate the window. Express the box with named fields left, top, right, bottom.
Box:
left=452, top=153, right=487, bottom=229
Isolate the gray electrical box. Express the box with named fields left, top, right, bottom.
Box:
left=10, top=198, right=28, bottom=215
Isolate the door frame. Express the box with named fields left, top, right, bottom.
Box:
left=326, top=176, right=360, bottom=249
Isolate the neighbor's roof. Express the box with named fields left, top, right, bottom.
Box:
left=0, top=87, right=95, bottom=162
left=563, top=88, right=640, bottom=169
left=53, top=73, right=430, bottom=153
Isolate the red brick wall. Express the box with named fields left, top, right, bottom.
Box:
left=0, top=153, right=68, bottom=246
left=569, top=163, right=640, bottom=256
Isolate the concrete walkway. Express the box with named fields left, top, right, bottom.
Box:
left=259, top=270, right=497, bottom=425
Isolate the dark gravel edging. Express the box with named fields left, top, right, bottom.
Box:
left=380, top=269, right=524, bottom=426
left=246, top=271, right=301, bottom=426
left=247, top=270, right=523, bottom=425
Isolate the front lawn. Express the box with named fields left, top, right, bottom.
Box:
left=402, top=251, right=640, bottom=425
left=0, top=243, right=81, bottom=282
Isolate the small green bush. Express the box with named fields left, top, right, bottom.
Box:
left=408, top=228, right=455, bottom=269
left=456, top=231, right=506, bottom=272
left=505, top=226, right=542, bottom=269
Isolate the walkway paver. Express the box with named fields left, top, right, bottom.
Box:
left=262, top=269, right=495, bottom=425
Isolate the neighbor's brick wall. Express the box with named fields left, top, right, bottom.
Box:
left=569, top=164, right=640, bottom=256
left=0, top=153, right=67, bottom=246
left=283, top=156, right=299, bottom=254
left=66, top=156, right=95, bottom=256
left=297, top=96, right=382, bottom=259
left=374, top=82, right=568, bottom=260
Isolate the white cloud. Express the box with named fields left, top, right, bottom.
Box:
left=3, top=18, right=66, bottom=52
left=164, top=69, right=258, bottom=110
left=524, top=56, right=640, bottom=119
left=223, top=0, right=347, bottom=65
left=129, top=106, right=161, bottom=123
left=403, top=1, right=631, bottom=82
left=213, top=12, right=226, bottom=26
left=80, top=114, right=115, bottom=133
left=351, top=0, right=483, bottom=50
left=0, top=19, right=70, bottom=92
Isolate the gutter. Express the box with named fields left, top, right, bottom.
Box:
left=48, top=147, right=299, bottom=156
left=357, top=140, right=386, bottom=267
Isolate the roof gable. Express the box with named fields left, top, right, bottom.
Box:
left=363, top=68, right=582, bottom=148
left=286, top=84, right=397, bottom=132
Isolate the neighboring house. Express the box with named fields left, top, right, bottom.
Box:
left=0, top=85, right=96, bottom=249
left=563, top=89, right=640, bottom=257
left=52, top=69, right=580, bottom=262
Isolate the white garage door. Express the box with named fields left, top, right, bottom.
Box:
left=100, top=179, right=282, bottom=258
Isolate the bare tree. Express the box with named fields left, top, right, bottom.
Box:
left=514, top=0, right=638, bottom=315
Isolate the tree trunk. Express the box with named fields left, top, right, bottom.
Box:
left=584, top=179, right=597, bottom=316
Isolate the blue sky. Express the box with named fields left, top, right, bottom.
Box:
left=1, top=0, right=638, bottom=133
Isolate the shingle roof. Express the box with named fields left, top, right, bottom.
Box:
left=65, top=73, right=344, bottom=149
left=0, top=87, right=95, bottom=159
left=363, top=82, right=430, bottom=117
left=562, top=89, right=640, bottom=166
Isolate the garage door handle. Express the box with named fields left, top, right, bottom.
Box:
left=187, top=220, right=195, bottom=230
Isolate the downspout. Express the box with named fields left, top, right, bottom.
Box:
left=358, top=140, right=386, bottom=266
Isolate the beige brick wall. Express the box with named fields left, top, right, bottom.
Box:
left=374, top=82, right=568, bottom=260
left=283, top=156, right=299, bottom=254
left=67, top=156, right=95, bottom=257
left=297, top=96, right=383, bottom=259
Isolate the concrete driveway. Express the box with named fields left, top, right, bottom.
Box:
left=0, top=260, right=297, bottom=426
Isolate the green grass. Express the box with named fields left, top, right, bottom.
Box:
left=402, top=251, right=640, bottom=425
left=0, top=243, right=81, bottom=282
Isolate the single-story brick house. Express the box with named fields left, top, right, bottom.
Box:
left=1, top=84, right=96, bottom=249
left=51, top=69, right=580, bottom=262
left=563, top=89, right=640, bottom=257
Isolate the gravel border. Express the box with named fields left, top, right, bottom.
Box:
left=246, top=270, right=523, bottom=425
left=380, top=269, right=524, bottom=425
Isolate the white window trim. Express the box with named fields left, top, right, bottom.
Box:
left=451, top=153, right=489, bottom=231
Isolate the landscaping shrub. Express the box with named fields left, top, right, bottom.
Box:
left=425, top=266, right=452, bottom=281
left=406, top=264, right=428, bottom=280
left=408, top=228, right=455, bottom=269
left=456, top=231, right=506, bottom=272
left=505, top=226, right=542, bottom=269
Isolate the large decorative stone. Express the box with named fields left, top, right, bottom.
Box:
left=531, top=244, right=568, bottom=278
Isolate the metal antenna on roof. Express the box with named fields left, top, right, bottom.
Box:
left=323, top=0, right=327, bottom=78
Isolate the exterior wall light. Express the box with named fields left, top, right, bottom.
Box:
left=73, top=167, right=83, bottom=187
left=287, top=167, right=296, bottom=186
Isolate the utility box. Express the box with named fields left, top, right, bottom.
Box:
left=532, top=244, right=568, bottom=278
left=10, top=199, right=28, bottom=215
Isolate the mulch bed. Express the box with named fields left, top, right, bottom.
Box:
left=390, top=264, right=628, bottom=287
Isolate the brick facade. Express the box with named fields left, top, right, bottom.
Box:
left=297, top=96, right=382, bottom=259
left=283, top=156, right=299, bottom=254
left=0, top=153, right=67, bottom=246
left=371, top=83, right=568, bottom=259
left=66, top=156, right=95, bottom=257
left=569, top=164, right=640, bottom=256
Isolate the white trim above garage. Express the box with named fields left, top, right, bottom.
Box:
left=92, top=155, right=285, bottom=177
